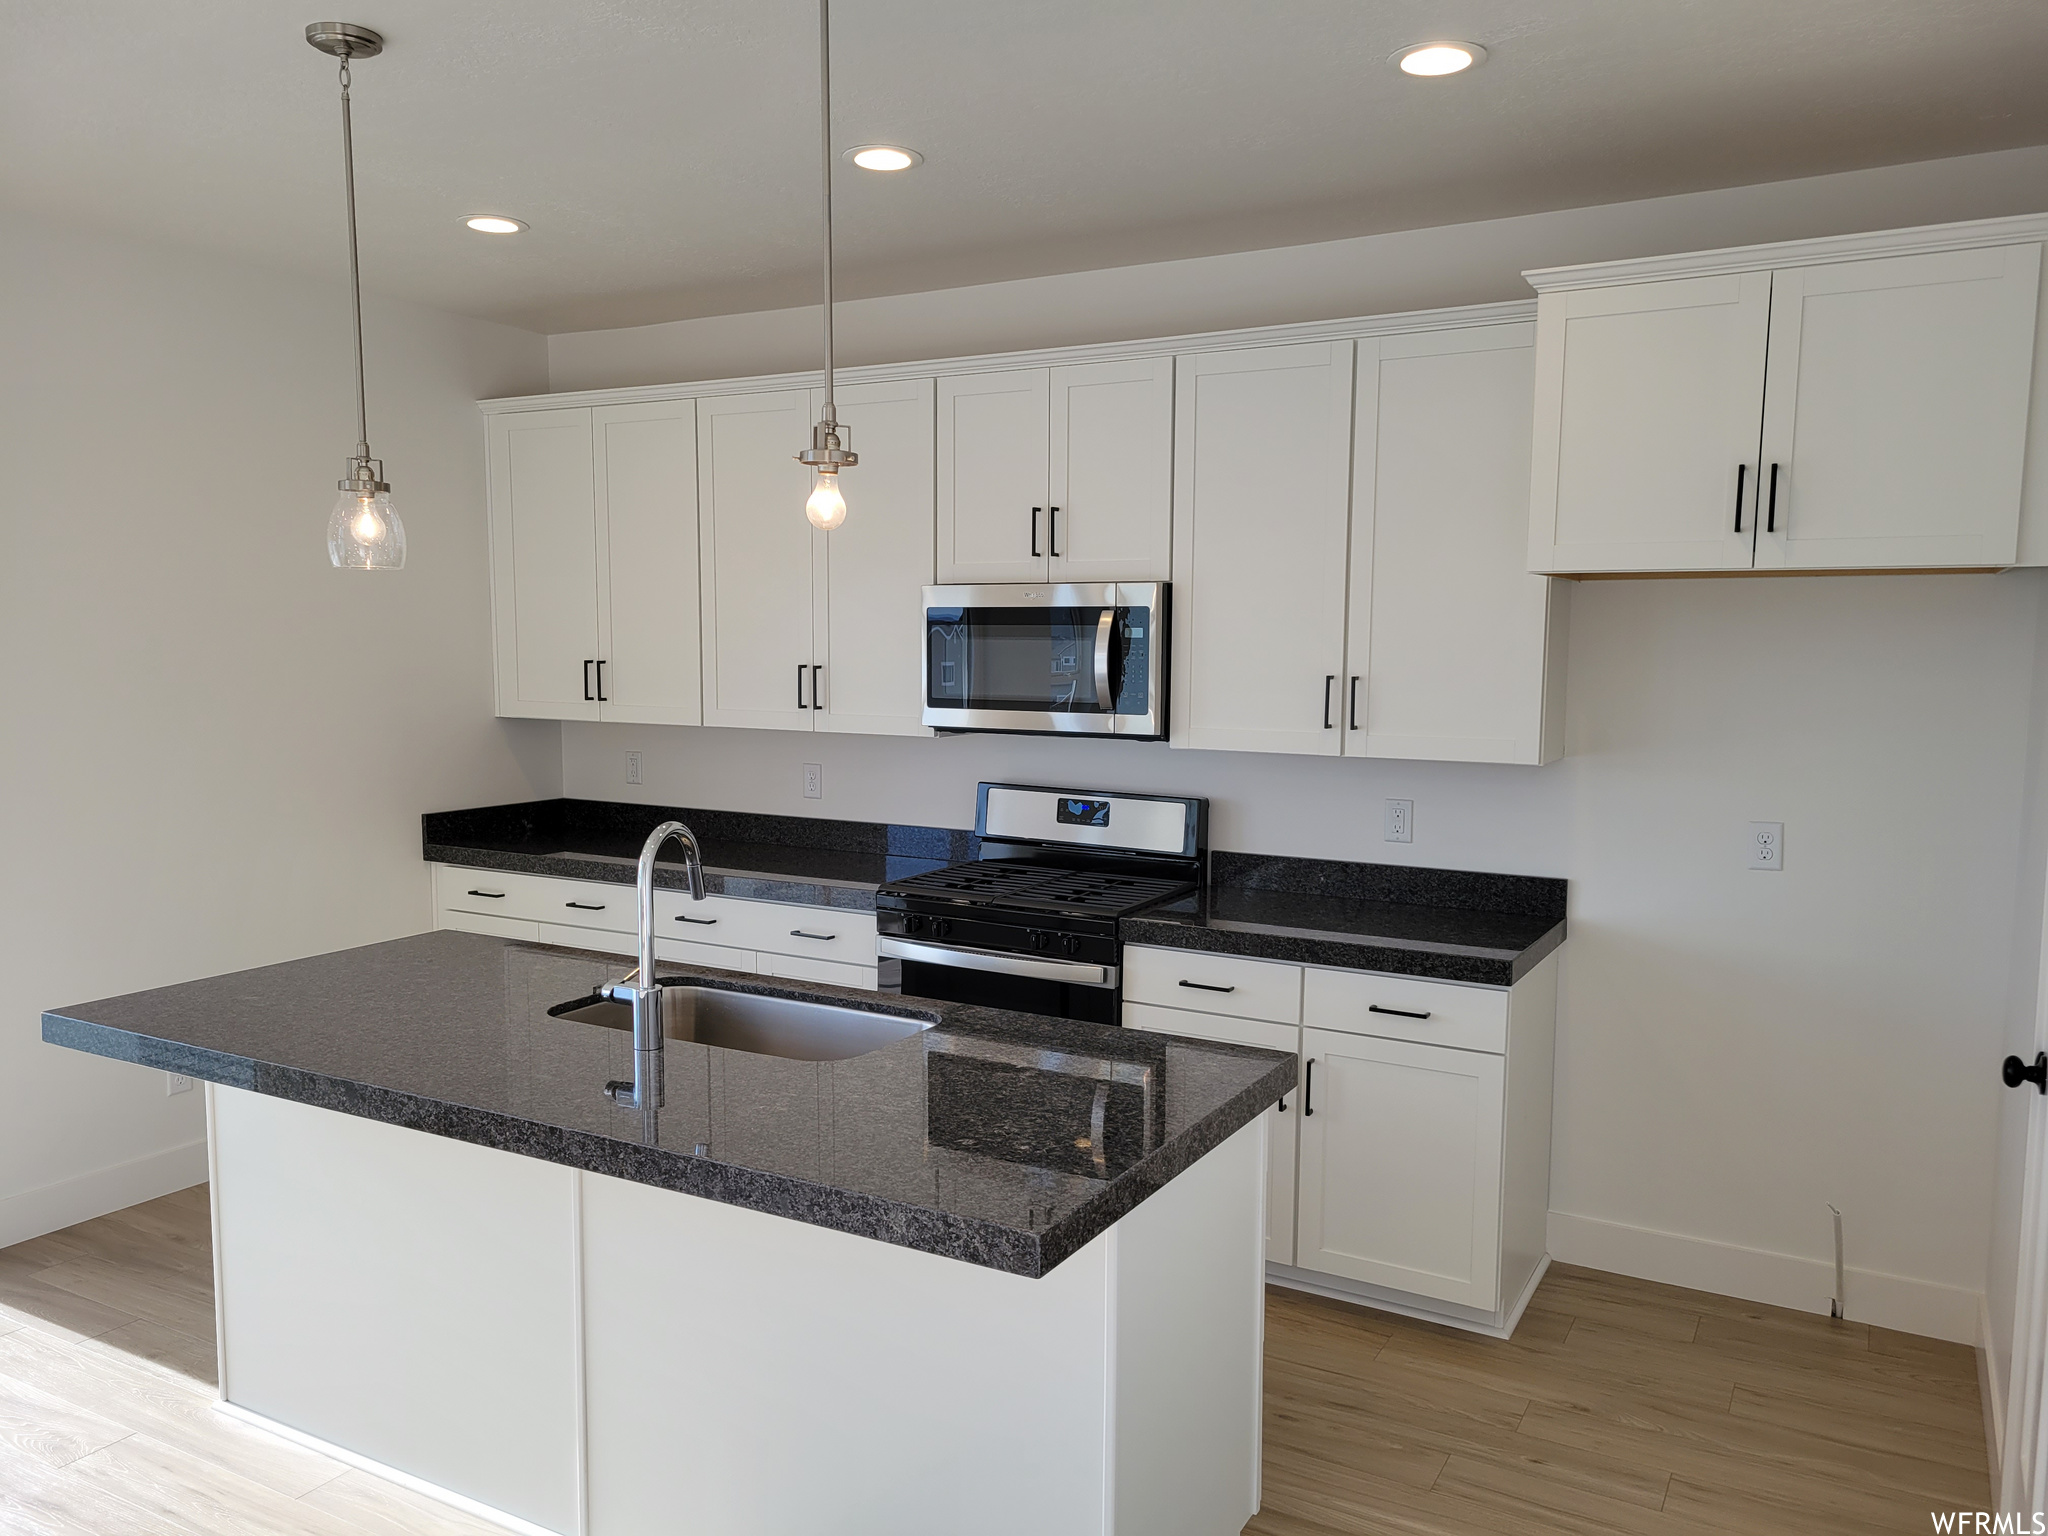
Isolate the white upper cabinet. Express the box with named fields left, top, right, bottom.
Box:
left=810, top=378, right=935, bottom=737
left=593, top=402, right=701, bottom=727
left=1170, top=342, right=1355, bottom=756
left=937, top=369, right=1050, bottom=583
left=938, top=359, right=1173, bottom=584
left=1528, top=273, right=1771, bottom=574
left=1347, top=326, right=1565, bottom=765
left=697, top=390, right=816, bottom=732
left=1755, top=244, right=2041, bottom=570
left=1528, top=229, right=2045, bottom=575
left=1047, top=357, right=1174, bottom=582
left=488, top=408, right=603, bottom=720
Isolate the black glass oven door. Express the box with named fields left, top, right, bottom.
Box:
left=926, top=606, right=1118, bottom=714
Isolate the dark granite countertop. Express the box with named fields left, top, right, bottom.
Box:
left=423, top=798, right=981, bottom=911
left=43, top=931, right=1292, bottom=1278
left=1120, top=852, right=1567, bottom=987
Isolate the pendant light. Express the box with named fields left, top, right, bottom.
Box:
left=306, top=22, right=406, bottom=569
left=795, top=0, right=856, bottom=530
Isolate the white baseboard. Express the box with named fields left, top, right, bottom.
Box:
left=1546, top=1210, right=1982, bottom=1345
left=1979, top=1289, right=2005, bottom=1492
left=1266, top=1255, right=1553, bottom=1341
left=215, top=1402, right=562, bottom=1536
left=0, top=1140, right=209, bottom=1251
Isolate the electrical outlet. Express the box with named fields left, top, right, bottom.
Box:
left=166, top=1073, right=194, bottom=1096
left=803, top=763, right=824, bottom=800
left=625, top=751, right=642, bottom=785
left=1383, top=799, right=1413, bottom=844
left=1749, top=821, right=1783, bottom=871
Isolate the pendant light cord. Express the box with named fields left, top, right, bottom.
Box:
left=818, top=0, right=836, bottom=430
left=338, top=51, right=371, bottom=462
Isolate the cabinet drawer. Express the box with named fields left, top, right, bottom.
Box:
left=435, top=866, right=634, bottom=933
left=437, top=909, right=543, bottom=943
left=1123, top=946, right=1301, bottom=1024
left=653, top=936, right=758, bottom=974
left=535, top=923, right=637, bottom=958
left=1302, top=968, right=1506, bottom=1054
left=1122, top=1001, right=1300, bottom=1057
left=655, top=889, right=878, bottom=962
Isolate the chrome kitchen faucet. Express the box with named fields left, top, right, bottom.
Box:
left=602, top=820, right=707, bottom=1110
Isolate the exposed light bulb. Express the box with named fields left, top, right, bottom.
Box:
left=805, top=471, right=847, bottom=531
left=329, top=487, right=407, bottom=569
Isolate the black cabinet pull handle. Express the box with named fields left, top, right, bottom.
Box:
left=1276, top=1095, right=1288, bottom=1113
left=1369, top=1004, right=1432, bottom=1020
left=1178, top=980, right=1236, bottom=993
left=595, top=659, right=608, bottom=702
left=564, top=901, right=606, bottom=911
left=1049, top=506, right=1061, bottom=558
left=675, top=914, right=718, bottom=926
left=1303, top=1058, right=1315, bottom=1117
left=796, top=664, right=809, bottom=709
left=1031, top=506, right=1042, bottom=558
left=2004, top=1052, right=2048, bottom=1094
left=1766, top=462, right=1780, bottom=533
left=584, top=660, right=595, bottom=701
left=790, top=930, right=838, bottom=942
left=811, top=665, right=823, bottom=712
left=1734, top=463, right=1747, bottom=533
left=1349, top=675, right=1361, bottom=731
left=466, top=889, right=506, bottom=899
left=1323, top=675, right=1335, bottom=729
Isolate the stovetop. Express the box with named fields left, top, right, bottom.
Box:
left=878, top=859, right=1197, bottom=920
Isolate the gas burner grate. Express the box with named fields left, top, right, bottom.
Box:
left=883, top=861, right=1193, bottom=917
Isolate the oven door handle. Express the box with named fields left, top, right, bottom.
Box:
left=878, top=936, right=1117, bottom=989
left=1094, top=609, right=1115, bottom=710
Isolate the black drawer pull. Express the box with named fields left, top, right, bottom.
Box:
left=790, top=930, right=837, bottom=942
left=1303, top=1058, right=1315, bottom=1117
left=1766, top=462, right=1781, bottom=533
left=1276, top=1094, right=1288, bottom=1113
left=675, top=915, right=719, bottom=926
left=1031, top=506, right=1042, bottom=558
left=1733, top=463, right=1747, bottom=533
left=1322, top=674, right=1335, bottom=729
left=1178, top=980, right=1236, bottom=993
left=466, top=889, right=506, bottom=899
left=583, top=659, right=595, bottom=702
left=564, top=901, right=607, bottom=911
left=595, top=659, right=608, bottom=702
left=1368, top=1004, right=1432, bottom=1021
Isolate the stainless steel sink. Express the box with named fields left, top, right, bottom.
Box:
left=550, top=985, right=931, bottom=1063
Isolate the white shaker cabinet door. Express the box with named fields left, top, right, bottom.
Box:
left=1170, top=341, right=1354, bottom=755
left=595, top=402, right=701, bottom=727
left=1755, top=243, right=2041, bottom=570
left=1348, top=325, right=1565, bottom=765
left=1122, top=1001, right=1299, bottom=1266
left=696, top=390, right=817, bottom=732
left=937, top=369, right=1052, bottom=583
left=487, top=407, right=602, bottom=720
left=1047, top=356, right=1175, bottom=583
left=811, top=378, right=935, bottom=737
left=1529, top=272, right=1770, bottom=573
left=1296, top=1028, right=1504, bottom=1311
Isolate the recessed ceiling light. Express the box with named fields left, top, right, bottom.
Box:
left=463, top=215, right=527, bottom=234
left=1394, top=41, right=1486, bottom=77
left=843, top=145, right=922, bottom=172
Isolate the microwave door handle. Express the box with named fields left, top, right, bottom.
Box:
left=1094, top=610, right=1114, bottom=709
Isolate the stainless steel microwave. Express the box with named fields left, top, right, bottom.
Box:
left=921, top=582, right=1168, bottom=739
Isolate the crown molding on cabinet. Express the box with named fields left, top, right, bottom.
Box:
left=477, top=299, right=1537, bottom=414
left=1523, top=211, right=2048, bottom=293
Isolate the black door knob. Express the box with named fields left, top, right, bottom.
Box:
left=2003, top=1052, right=2048, bottom=1093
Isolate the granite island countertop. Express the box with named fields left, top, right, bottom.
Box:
left=423, top=798, right=980, bottom=911
left=42, top=930, right=1292, bottom=1278
left=1120, top=852, right=1566, bottom=987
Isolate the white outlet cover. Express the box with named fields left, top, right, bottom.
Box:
left=1383, top=799, right=1413, bottom=844
left=625, top=751, right=642, bottom=785
left=166, top=1072, right=195, bottom=1095
left=1749, top=821, right=1783, bottom=871
left=803, top=763, right=824, bottom=800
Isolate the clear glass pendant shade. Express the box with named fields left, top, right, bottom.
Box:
left=805, top=470, right=847, bottom=531
left=328, top=488, right=407, bottom=568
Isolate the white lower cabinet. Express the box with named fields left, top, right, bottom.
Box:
left=432, top=865, right=881, bottom=982
left=1295, top=1030, right=1505, bottom=1310
left=1123, top=942, right=1558, bottom=1337
left=1123, top=1001, right=1299, bottom=1265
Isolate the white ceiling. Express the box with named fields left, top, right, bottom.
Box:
left=7, top=0, right=2048, bottom=334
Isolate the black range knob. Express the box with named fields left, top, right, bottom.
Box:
left=934, top=918, right=954, bottom=939
left=905, top=913, right=926, bottom=935
left=2005, top=1052, right=2048, bottom=1094
left=1062, top=935, right=1084, bottom=957
left=1029, top=930, right=1054, bottom=953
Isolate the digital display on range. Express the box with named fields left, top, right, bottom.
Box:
left=1057, top=798, right=1111, bottom=828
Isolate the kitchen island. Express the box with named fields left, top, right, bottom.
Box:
left=43, top=930, right=1293, bottom=1536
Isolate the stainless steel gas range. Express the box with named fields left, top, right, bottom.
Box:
left=875, top=782, right=1207, bottom=1025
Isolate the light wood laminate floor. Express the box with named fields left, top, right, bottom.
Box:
left=0, top=1187, right=1992, bottom=1534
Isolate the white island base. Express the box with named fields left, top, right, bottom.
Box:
left=206, top=1087, right=1268, bottom=1536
